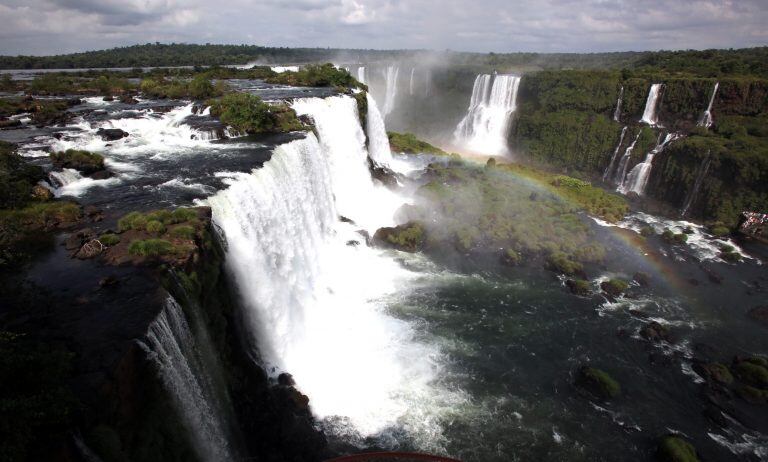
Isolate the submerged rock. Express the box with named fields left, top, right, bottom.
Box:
left=640, top=321, right=675, bottom=343
left=575, top=365, right=621, bottom=400
left=656, top=435, right=699, bottom=462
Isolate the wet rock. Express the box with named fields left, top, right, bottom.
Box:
left=566, top=279, right=591, bottom=296
left=102, top=96, right=114, bottom=102
left=601, top=278, right=628, bottom=297
left=732, top=357, right=768, bottom=389
left=633, top=271, right=651, bottom=287
left=747, top=305, right=768, bottom=328
left=339, top=216, right=355, bottom=224
left=0, top=118, right=22, bottom=129
left=99, top=276, right=118, bottom=287
left=346, top=240, right=360, bottom=247
left=656, top=435, right=699, bottom=462
left=119, top=95, right=139, bottom=104
left=372, top=221, right=425, bottom=252
left=640, top=321, right=674, bottom=343
left=84, top=205, right=103, bottom=222
left=370, top=163, right=398, bottom=188
left=66, top=98, right=82, bottom=106
left=89, top=170, right=113, bottom=180
left=75, top=239, right=104, bottom=259
left=692, top=362, right=734, bottom=385
left=575, top=365, right=621, bottom=400
left=277, top=372, right=295, bottom=387
left=31, top=184, right=53, bottom=201
left=96, top=128, right=128, bottom=141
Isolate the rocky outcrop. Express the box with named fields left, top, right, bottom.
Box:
left=96, top=127, right=129, bottom=141
left=372, top=221, right=426, bottom=252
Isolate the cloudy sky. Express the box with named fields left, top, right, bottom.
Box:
left=0, top=0, right=766, bottom=55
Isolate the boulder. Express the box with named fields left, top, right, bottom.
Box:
left=575, top=365, right=621, bottom=400
left=119, top=95, right=139, bottom=105
left=372, top=221, right=425, bottom=252
left=640, top=321, right=674, bottom=343
left=96, top=128, right=129, bottom=141
left=30, top=184, right=53, bottom=201
left=747, top=306, right=768, bottom=328
left=601, top=278, right=628, bottom=297
left=566, top=279, right=591, bottom=296
left=277, top=372, right=295, bottom=387
left=89, top=170, right=113, bottom=180
left=656, top=435, right=699, bottom=462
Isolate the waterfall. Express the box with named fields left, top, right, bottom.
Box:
left=640, top=83, right=662, bottom=126
left=681, top=150, right=712, bottom=216
left=453, top=74, right=521, bottom=156
left=140, top=296, right=235, bottom=462
left=613, top=86, right=623, bottom=122
left=409, top=68, right=415, bottom=95
left=618, top=132, right=679, bottom=195
left=208, top=95, right=450, bottom=439
left=366, top=93, right=394, bottom=167
left=292, top=96, right=403, bottom=233
left=603, top=126, right=628, bottom=182
left=697, top=82, right=719, bottom=128
left=382, top=65, right=399, bottom=116
left=357, top=66, right=366, bottom=85
left=613, top=132, right=641, bottom=186
left=425, top=69, right=431, bottom=96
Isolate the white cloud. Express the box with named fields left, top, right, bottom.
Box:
left=0, top=0, right=765, bottom=55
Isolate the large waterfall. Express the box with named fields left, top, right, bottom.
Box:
left=697, top=82, right=719, bottom=128
left=618, top=132, right=679, bottom=195
left=640, top=83, right=663, bottom=125
left=140, top=296, right=235, bottom=462
left=603, top=126, right=628, bottom=182
left=357, top=66, right=366, bottom=85
left=382, top=65, right=400, bottom=116
left=366, top=93, right=395, bottom=167
left=208, top=95, right=454, bottom=442
left=453, top=74, right=521, bottom=156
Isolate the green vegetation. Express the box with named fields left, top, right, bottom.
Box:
left=169, top=225, right=196, bottom=239
left=113, top=207, right=203, bottom=264
left=145, top=220, right=166, bottom=234
left=265, top=63, right=362, bottom=89
left=657, top=436, right=699, bottom=462
left=209, top=93, right=304, bottom=134
left=576, top=366, right=621, bottom=399
left=0, top=332, right=76, bottom=461
left=372, top=222, right=426, bottom=252
left=733, top=359, right=768, bottom=388
left=27, top=72, right=135, bottom=95
left=601, top=278, right=629, bottom=297
left=546, top=252, right=584, bottom=276
left=98, top=233, right=120, bottom=246
left=0, top=141, right=45, bottom=209
left=140, top=75, right=225, bottom=100
left=661, top=229, right=688, bottom=244
left=128, top=238, right=176, bottom=257
left=566, top=279, right=591, bottom=296
left=50, top=149, right=105, bottom=174
left=387, top=131, right=449, bottom=156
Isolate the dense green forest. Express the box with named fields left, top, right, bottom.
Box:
left=2, top=43, right=767, bottom=78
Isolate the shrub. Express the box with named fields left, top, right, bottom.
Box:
left=546, top=251, right=583, bottom=276
left=170, top=207, right=197, bottom=223
left=656, top=435, right=699, bottom=462
left=710, top=225, right=730, bottom=236
left=145, top=209, right=173, bottom=224
left=117, top=211, right=147, bottom=232
left=169, top=225, right=195, bottom=239
left=145, top=220, right=166, bottom=234
left=733, top=360, right=768, bottom=388
left=576, top=366, right=621, bottom=399
left=99, top=233, right=120, bottom=246
left=127, top=239, right=174, bottom=257
left=387, top=131, right=448, bottom=156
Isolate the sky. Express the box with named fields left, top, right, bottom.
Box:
left=0, top=0, right=766, bottom=56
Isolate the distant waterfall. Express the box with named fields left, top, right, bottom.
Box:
left=140, top=296, right=235, bottom=462
left=613, top=132, right=641, bottom=186
left=640, top=83, right=663, bottom=126
left=409, top=68, right=415, bottom=95
left=697, top=82, right=719, bottom=128
left=366, top=93, right=394, bottom=167
left=613, top=86, right=624, bottom=121
left=681, top=149, right=712, bottom=216
left=453, top=74, right=521, bottom=156
left=425, top=69, right=431, bottom=96
left=357, top=66, right=366, bottom=85
left=382, top=65, right=400, bottom=116
left=603, top=126, right=628, bottom=182
left=208, top=95, right=446, bottom=438
left=618, top=132, right=679, bottom=195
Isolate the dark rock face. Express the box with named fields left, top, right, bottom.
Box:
left=640, top=321, right=675, bottom=343
left=96, top=128, right=129, bottom=141
left=748, top=305, right=768, bottom=327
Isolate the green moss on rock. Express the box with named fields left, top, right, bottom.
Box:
left=656, top=435, right=699, bottom=462
left=575, top=365, right=621, bottom=399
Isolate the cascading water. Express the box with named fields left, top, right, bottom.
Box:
left=139, top=296, right=235, bottom=462
left=365, top=93, right=395, bottom=167
left=425, top=69, right=431, bottom=96
left=640, top=83, right=663, bottom=125
left=357, top=66, right=366, bottom=85
left=603, top=126, right=628, bottom=182
left=618, top=132, right=679, bottom=195
left=613, top=132, right=641, bottom=186
left=453, top=74, right=521, bottom=156
left=697, top=82, right=719, bottom=128
left=208, top=95, right=460, bottom=444
left=613, top=86, right=624, bottom=121
left=681, top=149, right=712, bottom=216
left=409, top=68, right=415, bottom=95
left=382, top=65, right=400, bottom=116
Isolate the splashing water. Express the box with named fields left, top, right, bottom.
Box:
left=640, top=84, right=663, bottom=126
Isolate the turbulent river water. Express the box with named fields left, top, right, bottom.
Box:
left=3, top=81, right=767, bottom=461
